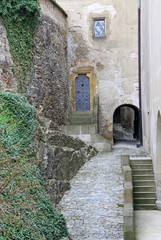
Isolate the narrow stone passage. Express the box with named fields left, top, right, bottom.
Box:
left=58, top=149, right=125, bottom=240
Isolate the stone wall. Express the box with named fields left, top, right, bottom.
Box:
left=56, top=0, right=139, bottom=141
left=36, top=117, right=97, bottom=204
left=0, top=0, right=97, bottom=205
left=141, top=0, right=161, bottom=203
left=0, top=17, right=17, bottom=92
left=0, top=0, right=69, bottom=126
left=27, top=14, right=68, bottom=125
left=27, top=0, right=69, bottom=125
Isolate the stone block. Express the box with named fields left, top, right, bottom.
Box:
left=124, top=231, right=135, bottom=240
left=124, top=203, right=134, bottom=240
left=156, top=200, right=161, bottom=210
left=123, top=165, right=132, bottom=182
left=121, top=152, right=130, bottom=167
left=124, top=182, right=133, bottom=203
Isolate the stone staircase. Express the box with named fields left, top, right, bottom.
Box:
left=130, top=155, right=157, bottom=210
left=61, top=125, right=112, bottom=152
left=70, top=111, right=94, bottom=125
left=61, top=94, right=112, bottom=152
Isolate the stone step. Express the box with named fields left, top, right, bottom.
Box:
left=133, top=180, right=156, bottom=186
left=70, top=113, right=93, bottom=120
left=132, top=175, right=155, bottom=181
left=61, top=124, right=97, bottom=135
left=70, top=119, right=94, bottom=125
left=134, top=204, right=156, bottom=210
left=130, top=155, right=152, bottom=161
left=132, top=169, right=154, bottom=175
left=134, top=198, right=156, bottom=204
left=66, top=133, right=112, bottom=152
left=133, top=192, right=157, bottom=198
left=131, top=154, right=157, bottom=210
left=70, top=111, right=95, bottom=125
left=133, top=186, right=156, bottom=192
left=130, top=159, right=152, bottom=164
left=71, top=115, right=93, bottom=120
left=71, top=111, right=93, bottom=116
left=131, top=164, right=153, bottom=169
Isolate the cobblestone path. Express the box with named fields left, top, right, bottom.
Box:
left=58, top=149, right=125, bottom=240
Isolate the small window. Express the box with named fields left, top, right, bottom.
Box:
left=94, top=19, right=105, bottom=37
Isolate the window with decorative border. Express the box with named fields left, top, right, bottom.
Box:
left=93, top=18, right=106, bottom=38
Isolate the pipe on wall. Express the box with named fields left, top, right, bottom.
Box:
left=137, top=0, right=143, bottom=147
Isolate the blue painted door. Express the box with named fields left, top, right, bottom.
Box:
left=76, top=74, right=90, bottom=111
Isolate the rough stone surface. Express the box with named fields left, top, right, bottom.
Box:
left=27, top=13, right=68, bottom=125
left=36, top=117, right=98, bottom=204
left=0, top=17, right=17, bottom=92
left=57, top=149, right=125, bottom=240
left=0, top=1, right=69, bottom=125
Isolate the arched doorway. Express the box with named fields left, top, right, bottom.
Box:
left=113, top=104, right=140, bottom=143
left=156, top=111, right=161, bottom=201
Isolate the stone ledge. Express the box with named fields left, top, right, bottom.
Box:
left=122, top=153, right=135, bottom=240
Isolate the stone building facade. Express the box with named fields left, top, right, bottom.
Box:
left=141, top=0, right=161, bottom=208
left=0, top=0, right=139, bottom=141
left=56, top=0, right=139, bottom=141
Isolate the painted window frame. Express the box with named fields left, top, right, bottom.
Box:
left=93, top=17, right=106, bottom=38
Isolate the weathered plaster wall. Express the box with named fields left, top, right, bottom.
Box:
left=141, top=0, right=161, bottom=201
left=0, top=17, right=17, bottom=92
left=27, top=0, right=69, bottom=125
left=57, top=0, right=139, bottom=140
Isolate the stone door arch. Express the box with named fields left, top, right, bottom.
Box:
left=113, top=104, right=140, bottom=142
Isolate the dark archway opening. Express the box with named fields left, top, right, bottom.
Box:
left=113, top=104, right=140, bottom=143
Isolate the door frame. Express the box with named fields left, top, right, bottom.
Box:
left=71, top=67, right=96, bottom=111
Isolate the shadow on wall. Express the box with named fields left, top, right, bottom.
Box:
left=113, top=104, right=140, bottom=143
left=156, top=111, right=161, bottom=202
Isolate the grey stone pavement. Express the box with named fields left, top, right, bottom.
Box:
left=135, top=210, right=161, bottom=240
left=58, top=143, right=145, bottom=240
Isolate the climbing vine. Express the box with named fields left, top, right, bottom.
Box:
left=0, top=91, right=71, bottom=239
left=0, top=0, right=40, bottom=92
left=0, top=91, right=37, bottom=154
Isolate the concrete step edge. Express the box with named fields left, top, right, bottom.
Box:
left=133, top=186, right=156, bottom=188
left=133, top=180, right=155, bottom=182
left=131, top=164, right=153, bottom=166
left=132, top=169, right=154, bottom=170
left=134, top=198, right=157, bottom=200
left=134, top=204, right=156, bottom=206
left=133, top=192, right=157, bottom=194
left=130, top=156, right=152, bottom=160
left=132, top=175, right=155, bottom=176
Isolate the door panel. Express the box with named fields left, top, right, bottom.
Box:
left=76, top=74, right=90, bottom=111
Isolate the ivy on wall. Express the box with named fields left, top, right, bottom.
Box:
left=0, top=0, right=40, bottom=92
left=0, top=91, right=71, bottom=239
